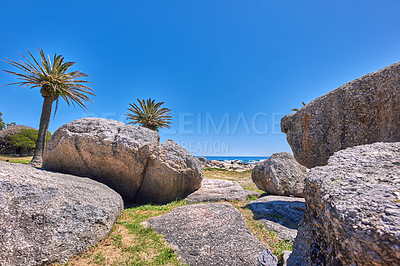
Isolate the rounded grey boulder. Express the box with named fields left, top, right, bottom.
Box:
left=0, top=161, right=123, bottom=265
left=43, top=118, right=160, bottom=202
left=136, top=139, right=203, bottom=204
left=252, top=152, right=307, bottom=197
left=281, top=62, right=400, bottom=168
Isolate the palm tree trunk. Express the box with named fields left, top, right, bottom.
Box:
left=29, top=96, right=54, bottom=166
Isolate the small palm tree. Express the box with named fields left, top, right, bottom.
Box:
left=125, top=98, right=172, bottom=131
left=3, top=49, right=95, bottom=165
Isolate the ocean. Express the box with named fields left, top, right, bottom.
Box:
left=201, top=156, right=269, bottom=164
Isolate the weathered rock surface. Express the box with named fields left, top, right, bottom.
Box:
left=145, top=202, right=267, bottom=265
left=252, top=152, right=307, bottom=197
left=257, top=248, right=278, bottom=266
left=288, top=142, right=400, bottom=265
left=43, top=118, right=160, bottom=202
left=0, top=125, right=36, bottom=156
left=281, top=62, right=400, bottom=168
left=136, top=140, right=203, bottom=204
left=0, top=161, right=123, bottom=265
left=248, top=195, right=305, bottom=241
left=186, top=178, right=260, bottom=203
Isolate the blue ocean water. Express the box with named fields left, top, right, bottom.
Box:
left=201, top=156, right=269, bottom=164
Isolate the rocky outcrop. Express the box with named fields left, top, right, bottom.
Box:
left=0, top=125, right=37, bottom=156
left=43, top=118, right=203, bottom=204
left=145, top=202, right=269, bottom=265
left=281, top=62, right=400, bottom=168
left=288, top=142, right=400, bottom=265
left=198, top=157, right=207, bottom=166
left=136, top=140, right=203, bottom=204
left=252, top=153, right=307, bottom=197
left=248, top=195, right=305, bottom=241
left=205, top=159, right=255, bottom=171
left=0, top=161, right=123, bottom=265
left=186, top=178, right=260, bottom=203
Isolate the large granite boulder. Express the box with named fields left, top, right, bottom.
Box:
left=44, top=119, right=203, bottom=204
left=186, top=178, right=260, bottom=203
left=288, top=142, right=400, bottom=265
left=281, top=62, right=400, bottom=168
left=0, top=161, right=123, bottom=265
left=135, top=140, right=203, bottom=204
left=43, top=118, right=160, bottom=202
left=0, top=125, right=37, bottom=156
left=252, top=152, right=307, bottom=197
left=248, top=195, right=305, bottom=241
left=144, top=202, right=273, bottom=265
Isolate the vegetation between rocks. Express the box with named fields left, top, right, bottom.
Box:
left=52, top=168, right=291, bottom=265
left=61, top=200, right=187, bottom=266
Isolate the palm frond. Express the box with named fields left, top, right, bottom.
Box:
left=2, top=49, right=95, bottom=113
left=125, top=98, right=172, bottom=131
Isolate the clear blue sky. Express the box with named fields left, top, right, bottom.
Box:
left=1, top=0, right=400, bottom=156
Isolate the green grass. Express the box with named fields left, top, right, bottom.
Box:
left=203, top=167, right=228, bottom=171
left=63, top=200, right=187, bottom=265
left=232, top=201, right=292, bottom=264
left=0, top=155, right=32, bottom=164
left=62, top=198, right=291, bottom=265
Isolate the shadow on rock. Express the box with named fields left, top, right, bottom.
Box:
left=246, top=195, right=305, bottom=241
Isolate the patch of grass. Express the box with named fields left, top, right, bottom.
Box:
left=61, top=200, right=187, bottom=266
left=203, top=167, right=228, bottom=172
left=53, top=169, right=292, bottom=265
left=203, top=168, right=264, bottom=194
left=246, top=194, right=259, bottom=201
left=0, top=155, right=32, bottom=164
left=92, top=252, right=106, bottom=264
left=232, top=201, right=292, bottom=262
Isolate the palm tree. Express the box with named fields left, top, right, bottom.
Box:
left=125, top=98, right=172, bottom=131
left=3, top=49, right=95, bottom=166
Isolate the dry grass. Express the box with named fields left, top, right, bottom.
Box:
left=57, top=201, right=187, bottom=266
left=232, top=200, right=292, bottom=260
left=0, top=155, right=32, bottom=164
left=203, top=168, right=264, bottom=194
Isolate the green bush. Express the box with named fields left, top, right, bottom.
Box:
left=9, top=129, right=51, bottom=150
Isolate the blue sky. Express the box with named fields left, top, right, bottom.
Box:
left=1, top=0, right=400, bottom=156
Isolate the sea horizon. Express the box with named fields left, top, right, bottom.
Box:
left=199, top=156, right=269, bottom=164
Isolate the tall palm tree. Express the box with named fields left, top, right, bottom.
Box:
left=3, top=49, right=95, bottom=166
left=125, top=98, right=172, bottom=131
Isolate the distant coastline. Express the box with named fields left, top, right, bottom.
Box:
left=199, top=156, right=269, bottom=164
